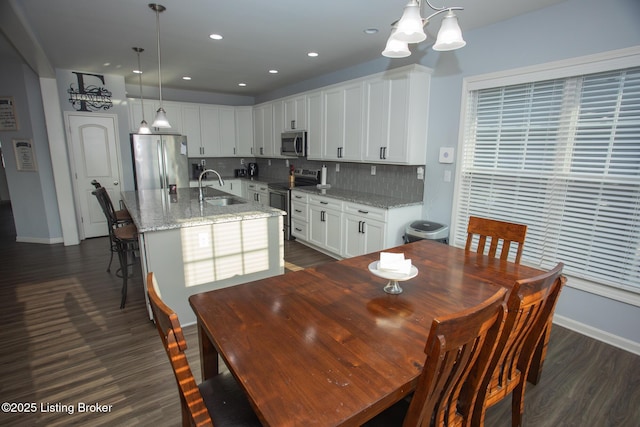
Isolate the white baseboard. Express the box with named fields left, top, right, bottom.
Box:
left=553, top=314, right=640, bottom=356
left=16, top=236, right=64, bottom=244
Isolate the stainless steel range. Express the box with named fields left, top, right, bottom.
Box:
left=268, top=168, right=320, bottom=240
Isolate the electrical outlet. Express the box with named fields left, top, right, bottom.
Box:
left=268, top=159, right=272, bottom=166
left=371, top=165, right=376, bottom=175
left=335, top=163, right=340, bottom=172
left=285, top=159, right=289, bottom=167
left=200, top=159, right=206, bottom=166
left=444, top=170, right=452, bottom=182
left=417, top=167, right=424, bottom=180
left=240, top=158, right=245, bottom=165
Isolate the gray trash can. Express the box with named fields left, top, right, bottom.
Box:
left=404, top=220, right=449, bottom=244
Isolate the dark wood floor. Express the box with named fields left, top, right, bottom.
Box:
left=1, top=202, right=638, bottom=426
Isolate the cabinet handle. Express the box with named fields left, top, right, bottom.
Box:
left=320, top=201, right=328, bottom=205
left=251, top=147, right=253, bottom=154
left=294, top=195, right=302, bottom=199
left=295, top=227, right=302, bottom=232
left=260, top=147, right=264, bottom=155
left=295, top=209, right=302, bottom=213
left=233, top=147, right=236, bottom=155
left=358, top=220, right=362, bottom=233
left=358, top=209, right=369, bottom=214
left=321, top=211, right=326, bottom=222
left=379, top=147, right=383, bottom=159
left=383, top=147, right=387, bottom=159
left=361, top=221, right=366, bottom=234
left=291, top=120, right=296, bottom=129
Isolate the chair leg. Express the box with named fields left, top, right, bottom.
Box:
left=118, top=243, right=128, bottom=309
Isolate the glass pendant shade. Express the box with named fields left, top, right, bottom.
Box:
left=138, top=120, right=152, bottom=134
left=152, top=107, right=171, bottom=128
left=433, top=11, right=466, bottom=51
left=394, top=1, right=427, bottom=43
left=382, top=30, right=411, bottom=58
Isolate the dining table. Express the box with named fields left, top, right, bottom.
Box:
left=189, top=239, right=546, bottom=426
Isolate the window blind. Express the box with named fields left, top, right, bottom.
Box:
left=454, top=67, right=640, bottom=293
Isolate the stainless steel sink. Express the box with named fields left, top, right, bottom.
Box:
left=204, top=197, right=245, bottom=207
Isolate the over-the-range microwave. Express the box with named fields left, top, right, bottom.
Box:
left=281, top=131, right=307, bottom=157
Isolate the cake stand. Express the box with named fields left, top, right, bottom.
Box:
left=368, top=261, right=418, bottom=294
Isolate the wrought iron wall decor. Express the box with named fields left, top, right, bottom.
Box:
left=67, top=72, right=113, bottom=112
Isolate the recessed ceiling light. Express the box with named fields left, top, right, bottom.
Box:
left=364, top=28, right=378, bottom=34
left=269, top=69, right=278, bottom=74
left=133, top=70, right=142, bottom=74
left=103, top=62, right=111, bottom=67
left=238, top=83, right=247, bottom=87
left=209, top=33, right=223, bottom=40
left=182, top=76, right=191, bottom=80
left=307, top=52, right=319, bottom=57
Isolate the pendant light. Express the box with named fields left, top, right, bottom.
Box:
left=133, top=47, right=152, bottom=134
left=383, top=0, right=465, bottom=58
left=149, top=3, right=171, bottom=129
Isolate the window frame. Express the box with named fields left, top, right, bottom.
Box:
left=451, top=46, right=640, bottom=307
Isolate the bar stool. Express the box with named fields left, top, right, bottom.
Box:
left=91, top=186, right=138, bottom=308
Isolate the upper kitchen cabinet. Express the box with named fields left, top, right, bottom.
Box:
left=363, top=65, right=431, bottom=165
left=283, top=95, right=307, bottom=131
left=182, top=105, right=202, bottom=157
left=128, top=99, right=182, bottom=134
left=322, top=81, right=364, bottom=162
left=253, top=103, right=275, bottom=157
left=306, top=91, right=323, bottom=160
left=235, top=106, right=254, bottom=156
left=184, top=105, right=236, bottom=157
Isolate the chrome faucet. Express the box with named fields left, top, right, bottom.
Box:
left=198, top=169, right=225, bottom=203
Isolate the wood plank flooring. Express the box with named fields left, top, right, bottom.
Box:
left=0, top=202, right=638, bottom=426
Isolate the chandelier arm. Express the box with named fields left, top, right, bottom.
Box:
left=423, top=6, right=464, bottom=24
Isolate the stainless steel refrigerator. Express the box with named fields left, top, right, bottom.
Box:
left=130, top=134, right=189, bottom=190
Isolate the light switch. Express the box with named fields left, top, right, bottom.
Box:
left=371, top=165, right=376, bottom=175
left=439, top=147, right=454, bottom=164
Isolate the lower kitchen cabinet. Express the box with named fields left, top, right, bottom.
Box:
left=343, top=213, right=385, bottom=258
left=308, top=194, right=343, bottom=255
left=292, top=190, right=422, bottom=258
left=245, top=181, right=269, bottom=206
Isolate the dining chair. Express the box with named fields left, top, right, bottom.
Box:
left=92, top=186, right=138, bottom=308
left=365, top=286, right=508, bottom=427
left=465, top=216, right=527, bottom=264
left=471, top=263, right=566, bottom=427
left=146, top=272, right=262, bottom=427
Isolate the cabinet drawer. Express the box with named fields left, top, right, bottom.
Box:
left=309, top=194, right=343, bottom=211
left=291, top=201, right=308, bottom=221
left=291, top=219, right=308, bottom=240
left=291, top=191, right=308, bottom=203
left=343, top=202, right=387, bottom=222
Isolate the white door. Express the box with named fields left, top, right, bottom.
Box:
left=66, top=113, right=122, bottom=239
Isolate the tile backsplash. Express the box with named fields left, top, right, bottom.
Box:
left=193, top=157, right=424, bottom=202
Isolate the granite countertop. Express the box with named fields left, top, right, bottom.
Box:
left=291, top=186, right=422, bottom=209
left=121, top=187, right=285, bottom=233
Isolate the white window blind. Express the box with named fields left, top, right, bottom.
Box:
left=453, top=66, right=640, bottom=294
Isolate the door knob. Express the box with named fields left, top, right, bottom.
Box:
left=113, top=181, right=119, bottom=186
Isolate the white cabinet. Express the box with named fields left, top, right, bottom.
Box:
left=308, top=195, right=343, bottom=254
left=322, top=82, right=363, bottom=162
left=290, top=191, right=309, bottom=240
left=306, top=91, right=323, bottom=160
left=218, top=107, right=236, bottom=157
left=187, top=105, right=237, bottom=157
left=221, top=178, right=243, bottom=197
left=245, top=181, right=269, bottom=206
left=253, top=103, right=275, bottom=157
left=342, top=203, right=387, bottom=258
left=284, top=95, right=307, bottom=131
left=182, top=105, right=202, bottom=157
left=235, top=106, right=254, bottom=156
left=363, top=66, right=430, bottom=164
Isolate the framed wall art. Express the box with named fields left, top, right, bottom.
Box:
left=13, top=139, right=38, bottom=172
left=0, top=97, right=18, bottom=131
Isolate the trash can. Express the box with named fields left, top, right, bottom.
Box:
left=404, top=220, right=449, bottom=244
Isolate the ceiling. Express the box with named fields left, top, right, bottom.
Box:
left=2, top=0, right=566, bottom=97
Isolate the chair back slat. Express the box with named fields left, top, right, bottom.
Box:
left=466, top=216, right=527, bottom=263
left=402, top=287, right=508, bottom=427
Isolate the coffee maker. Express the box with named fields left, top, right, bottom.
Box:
left=248, top=163, right=258, bottom=178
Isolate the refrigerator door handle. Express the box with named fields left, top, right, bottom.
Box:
left=157, top=139, right=166, bottom=189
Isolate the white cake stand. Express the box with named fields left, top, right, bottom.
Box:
left=368, top=261, right=418, bottom=294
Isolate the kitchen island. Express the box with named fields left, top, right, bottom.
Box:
left=122, top=186, right=285, bottom=324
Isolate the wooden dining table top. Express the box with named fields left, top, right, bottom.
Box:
left=189, top=239, right=544, bottom=426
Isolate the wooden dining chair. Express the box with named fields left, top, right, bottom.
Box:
left=146, top=273, right=262, bottom=427
left=465, top=216, right=527, bottom=264
left=365, top=286, right=508, bottom=427
left=471, top=263, right=566, bottom=427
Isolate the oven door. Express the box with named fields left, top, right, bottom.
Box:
left=269, top=189, right=291, bottom=240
